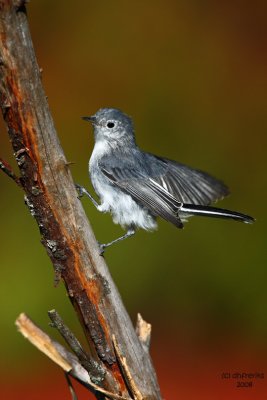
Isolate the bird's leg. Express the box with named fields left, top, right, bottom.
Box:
left=76, top=185, right=136, bottom=254
left=99, top=227, right=136, bottom=255
left=75, top=184, right=99, bottom=208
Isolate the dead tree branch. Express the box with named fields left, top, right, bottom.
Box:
left=16, top=313, right=130, bottom=400
left=0, top=1, right=162, bottom=398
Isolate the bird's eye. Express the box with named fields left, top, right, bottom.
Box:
left=107, top=121, right=115, bottom=129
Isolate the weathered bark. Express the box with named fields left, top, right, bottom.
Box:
left=0, top=1, right=162, bottom=399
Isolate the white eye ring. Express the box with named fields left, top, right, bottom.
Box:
left=106, top=121, right=115, bottom=129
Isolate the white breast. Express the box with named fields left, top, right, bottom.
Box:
left=89, top=142, right=157, bottom=231
left=89, top=140, right=110, bottom=169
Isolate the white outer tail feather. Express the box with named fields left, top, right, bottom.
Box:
left=180, top=204, right=254, bottom=224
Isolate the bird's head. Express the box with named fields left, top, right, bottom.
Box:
left=82, top=108, right=136, bottom=146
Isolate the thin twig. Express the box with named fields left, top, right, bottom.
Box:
left=16, top=312, right=72, bottom=371
left=48, top=309, right=105, bottom=384
left=0, top=158, right=21, bottom=187
left=65, top=373, right=78, bottom=400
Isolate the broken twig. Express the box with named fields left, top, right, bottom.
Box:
left=48, top=309, right=105, bottom=384
left=0, top=158, right=21, bottom=187
left=16, top=313, right=131, bottom=400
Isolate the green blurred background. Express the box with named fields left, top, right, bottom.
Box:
left=1, top=1, right=267, bottom=399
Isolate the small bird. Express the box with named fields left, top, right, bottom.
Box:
left=78, top=108, right=254, bottom=254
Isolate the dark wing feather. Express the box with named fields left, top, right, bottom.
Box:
left=100, top=166, right=183, bottom=228
left=99, top=150, right=229, bottom=228
left=151, top=156, right=229, bottom=206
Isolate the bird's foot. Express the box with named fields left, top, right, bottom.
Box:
left=75, top=183, right=85, bottom=199
left=97, top=241, right=107, bottom=256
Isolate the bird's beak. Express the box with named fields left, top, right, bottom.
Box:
left=82, top=116, right=97, bottom=124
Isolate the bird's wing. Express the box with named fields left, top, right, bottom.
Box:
left=99, top=151, right=229, bottom=227
left=151, top=156, right=230, bottom=205
left=99, top=164, right=184, bottom=228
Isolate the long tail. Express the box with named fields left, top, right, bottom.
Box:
left=180, top=204, right=255, bottom=224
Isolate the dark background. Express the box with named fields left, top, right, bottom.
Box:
left=0, top=1, right=266, bottom=399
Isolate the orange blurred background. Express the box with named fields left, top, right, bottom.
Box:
left=0, top=1, right=267, bottom=399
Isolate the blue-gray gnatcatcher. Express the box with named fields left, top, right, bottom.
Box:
left=77, top=108, right=254, bottom=254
